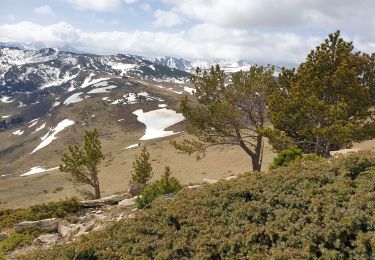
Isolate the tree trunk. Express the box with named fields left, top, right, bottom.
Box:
left=239, top=136, right=263, bottom=172
left=251, top=154, right=261, bottom=172
left=92, top=169, right=101, bottom=199
left=251, top=135, right=263, bottom=172
left=94, top=181, right=101, bottom=199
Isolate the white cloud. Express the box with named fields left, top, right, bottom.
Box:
left=160, top=0, right=375, bottom=32
left=34, top=5, right=56, bottom=16
left=0, top=20, right=372, bottom=66
left=67, top=0, right=122, bottom=12
left=0, top=22, right=79, bottom=47
left=152, top=10, right=184, bottom=28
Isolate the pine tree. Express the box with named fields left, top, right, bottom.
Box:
left=267, top=31, right=375, bottom=157
left=172, top=65, right=276, bottom=171
left=60, top=129, right=105, bottom=199
left=131, top=147, right=153, bottom=184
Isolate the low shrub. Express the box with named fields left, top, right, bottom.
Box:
left=136, top=166, right=182, bottom=208
left=0, top=231, right=38, bottom=259
left=22, top=152, right=375, bottom=259
left=0, top=198, right=81, bottom=232
left=0, top=208, right=28, bottom=232
left=26, top=197, right=81, bottom=221
left=270, top=147, right=323, bottom=169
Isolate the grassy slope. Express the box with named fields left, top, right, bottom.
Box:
left=26, top=152, right=375, bottom=259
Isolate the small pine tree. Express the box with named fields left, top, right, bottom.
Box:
left=131, top=147, right=153, bottom=184
left=136, top=166, right=182, bottom=208
left=60, top=129, right=105, bottom=199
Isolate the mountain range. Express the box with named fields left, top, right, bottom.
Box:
left=0, top=44, right=279, bottom=207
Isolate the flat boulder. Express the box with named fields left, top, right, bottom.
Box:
left=80, top=193, right=130, bottom=207
left=34, top=233, right=60, bottom=245
left=14, top=218, right=58, bottom=233
left=203, top=178, right=218, bottom=184
left=118, top=196, right=138, bottom=207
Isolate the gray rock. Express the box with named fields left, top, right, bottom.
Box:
left=0, top=232, right=8, bottom=241
left=14, top=218, right=58, bottom=233
left=35, top=233, right=60, bottom=245
left=127, top=182, right=145, bottom=197
left=118, top=196, right=138, bottom=207
left=80, top=193, right=130, bottom=207
left=225, top=176, right=238, bottom=181
left=57, top=220, right=78, bottom=238
left=203, top=178, right=218, bottom=184
left=101, top=194, right=130, bottom=205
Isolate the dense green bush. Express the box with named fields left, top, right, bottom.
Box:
left=0, top=198, right=81, bottom=232
left=24, top=152, right=375, bottom=259
left=136, top=166, right=182, bottom=208
left=26, top=197, right=81, bottom=221
left=270, top=147, right=324, bottom=169
left=0, top=231, right=38, bottom=259
left=270, top=147, right=303, bottom=169
left=0, top=208, right=28, bottom=232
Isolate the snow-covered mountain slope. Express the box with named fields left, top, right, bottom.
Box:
left=0, top=47, right=191, bottom=103
left=144, top=56, right=281, bottom=74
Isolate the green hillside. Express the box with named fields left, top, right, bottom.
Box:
left=26, top=152, right=375, bottom=259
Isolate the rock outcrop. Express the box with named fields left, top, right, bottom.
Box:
left=34, top=234, right=60, bottom=245
left=14, top=218, right=58, bottom=233
left=80, top=193, right=131, bottom=207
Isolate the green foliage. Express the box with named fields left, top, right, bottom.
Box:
left=330, top=152, right=375, bottom=180
left=0, top=208, right=28, bottom=232
left=60, top=129, right=105, bottom=199
left=26, top=197, right=81, bottom=221
left=131, top=147, right=153, bottom=184
left=0, top=198, right=81, bottom=232
left=270, top=147, right=303, bottom=169
left=267, top=31, right=375, bottom=157
left=174, top=65, right=277, bottom=171
left=270, top=148, right=325, bottom=169
left=0, top=231, right=38, bottom=258
left=28, top=152, right=375, bottom=259
left=136, top=166, right=182, bottom=208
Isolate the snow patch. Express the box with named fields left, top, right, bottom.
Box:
left=87, top=85, right=117, bottom=94
left=64, top=92, right=83, bottom=105
left=184, top=86, right=195, bottom=94
left=80, top=73, right=110, bottom=89
left=125, top=143, right=141, bottom=149
left=12, top=130, right=24, bottom=135
left=158, top=104, right=167, bottom=108
left=0, top=96, right=13, bottom=103
left=33, top=123, right=46, bottom=133
left=133, top=108, right=185, bottom=140
left=21, top=166, right=59, bottom=177
left=28, top=120, right=39, bottom=128
left=110, top=92, right=159, bottom=105
left=109, top=62, right=138, bottom=76
left=31, top=119, right=75, bottom=154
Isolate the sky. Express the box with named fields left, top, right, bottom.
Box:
left=0, top=0, right=374, bottom=66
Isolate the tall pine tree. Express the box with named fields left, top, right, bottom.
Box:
left=267, top=31, right=375, bottom=157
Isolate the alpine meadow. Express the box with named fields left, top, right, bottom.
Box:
left=0, top=1, right=375, bottom=259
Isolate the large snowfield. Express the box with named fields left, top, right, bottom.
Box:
left=133, top=108, right=185, bottom=140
